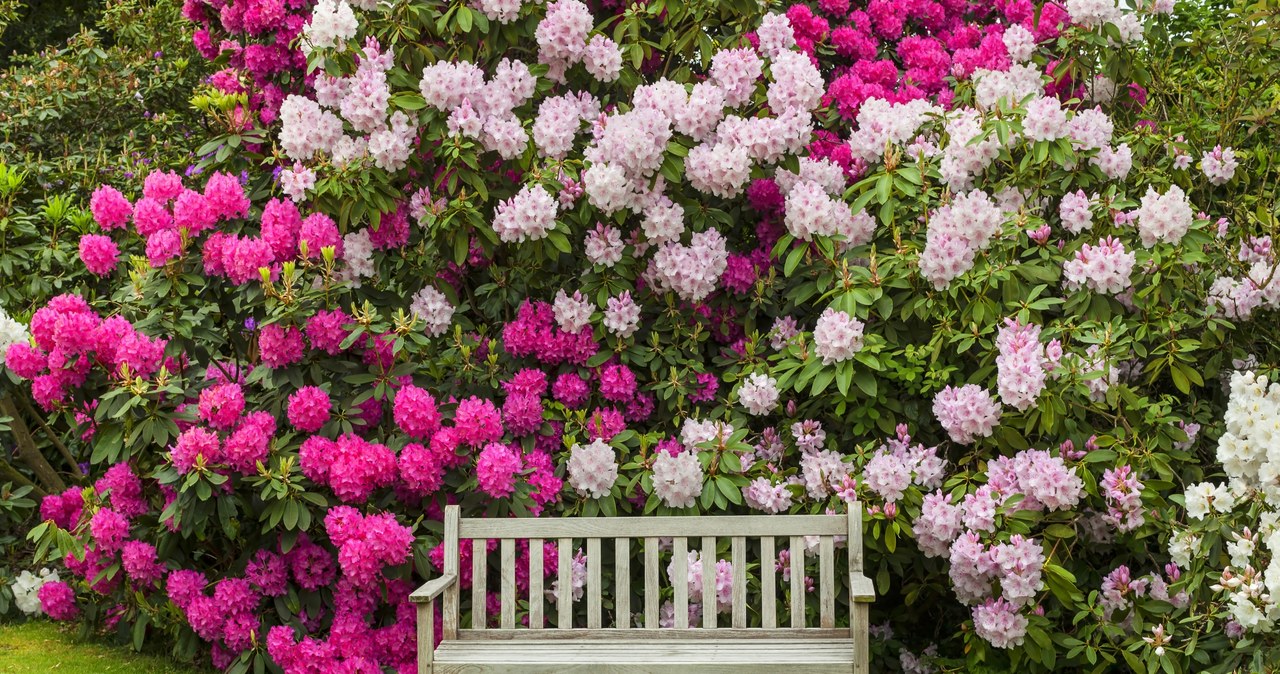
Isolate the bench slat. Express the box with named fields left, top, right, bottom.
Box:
left=501, top=539, right=515, bottom=630
left=760, top=536, right=775, bottom=629
left=557, top=538, right=572, bottom=629
left=731, top=536, right=746, bottom=628
left=443, top=506, right=460, bottom=639
left=587, top=538, right=602, bottom=629
left=473, top=539, right=487, bottom=630
left=673, top=537, right=689, bottom=629
left=529, top=538, right=543, bottom=629
left=644, top=538, right=659, bottom=629
left=701, top=536, right=716, bottom=629
left=819, top=536, right=834, bottom=629
left=789, top=536, right=803, bottom=628
left=453, top=628, right=852, bottom=641
left=615, top=538, right=630, bottom=629
left=458, top=514, right=846, bottom=539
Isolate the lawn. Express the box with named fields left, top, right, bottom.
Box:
left=0, top=621, right=205, bottom=673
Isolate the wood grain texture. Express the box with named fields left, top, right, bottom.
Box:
left=500, top=539, right=515, bottom=630
left=472, top=539, right=487, bottom=631
left=760, top=536, right=775, bottom=630
left=615, top=538, right=630, bottom=628
left=701, top=536, right=716, bottom=629
left=789, top=536, right=804, bottom=629
left=644, top=538, right=659, bottom=629
left=731, top=537, right=746, bottom=629
left=672, top=537, right=689, bottom=629
left=443, top=506, right=460, bottom=640
left=587, top=538, right=602, bottom=629
left=557, top=538, right=572, bottom=629
left=529, top=538, right=543, bottom=630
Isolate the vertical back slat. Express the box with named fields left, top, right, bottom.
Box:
left=471, top=538, right=487, bottom=630
left=529, top=538, right=544, bottom=629
left=789, top=536, right=804, bottom=628
left=615, top=538, right=630, bottom=629
left=644, top=538, right=659, bottom=629
left=443, top=506, right=460, bottom=639
left=557, top=538, right=572, bottom=628
left=819, top=536, right=835, bottom=628
left=700, top=536, right=716, bottom=628
left=587, top=538, right=602, bottom=629
left=731, top=536, right=746, bottom=628
left=761, top=536, right=776, bottom=629
left=673, top=537, right=689, bottom=629
left=500, top=538, right=516, bottom=629
left=848, top=503, right=864, bottom=572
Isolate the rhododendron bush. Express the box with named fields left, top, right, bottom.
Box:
left=6, top=0, right=1280, bottom=672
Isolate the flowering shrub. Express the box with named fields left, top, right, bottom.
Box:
left=4, top=0, right=1280, bottom=673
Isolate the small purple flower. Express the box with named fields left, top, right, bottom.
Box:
left=244, top=318, right=257, bottom=331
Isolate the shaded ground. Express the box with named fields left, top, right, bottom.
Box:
left=0, top=621, right=204, bottom=673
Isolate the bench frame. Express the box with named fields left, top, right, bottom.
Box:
left=412, top=504, right=875, bottom=673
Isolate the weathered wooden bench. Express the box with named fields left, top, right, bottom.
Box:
left=412, top=504, right=874, bottom=673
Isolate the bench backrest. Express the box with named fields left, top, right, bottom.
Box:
left=438, top=503, right=865, bottom=639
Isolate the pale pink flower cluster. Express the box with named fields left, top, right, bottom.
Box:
left=666, top=551, right=733, bottom=614
left=301, top=0, right=358, bottom=54
left=738, top=373, right=780, bottom=416
left=281, top=40, right=416, bottom=171
left=766, top=50, right=823, bottom=114
left=1092, top=143, right=1133, bottom=180
left=603, top=292, right=641, bottom=338
left=972, top=597, right=1029, bottom=648
left=939, top=109, right=1000, bottom=190
left=1020, top=96, right=1067, bottom=143
left=552, top=289, right=593, bottom=333
left=708, top=48, right=762, bottom=109
left=915, top=491, right=965, bottom=557
left=973, top=64, right=1043, bottom=110
left=532, top=93, right=599, bottom=159
left=1067, top=107, right=1114, bottom=152
left=784, top=181, right=874, bottom=245
left=755, top=13, right=796, bottom=58
left=995, top=318, right=1047, bottom=411
left=420, top=58, right=536, bottom=159
left=646, top=228, right=729, bottom=302
left=652, top=450, right=704, bottom=508
left=743, top=477, right=793, bottom=514
left=1002, top=24, right=1036, bottom=62
left=812, top=308, right=865, bottom=365
left=583, top=223, right=623, bottom=266
left=919, top=190, right=1005, bottom=288
left=1202, top=145, right=1239, bottom=185
left=408, top=286, right=454, bottom=337
left=932, top=384, right=1002, bottom=444
left=1058, top=189, right=1094, bottom=234
left=1062, top=236, right=1135, bottom=295
left=535, top=0, right=620, bottom=82
left=492, top=184, right=557, bottom=243
left=567, top=439, right=618, bottom=498
left=987, top=449, right=1085, bottom=512
left=800, top=449, right=850, bottom=499
left=1135, top=185, right=1193, bottom=247
left=860, top=427, right=945, bottom=503
left=473, top=0, right=523, bottom=24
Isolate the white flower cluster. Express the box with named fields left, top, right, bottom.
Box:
left=0, top=303, right=30, bottom=363
left=10, top=568, right=59, bottom=615
left=737, top=373, right=780, bottom=416
left=1172, top=372, right=1280, bottom=632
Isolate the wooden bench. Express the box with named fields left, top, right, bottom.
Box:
left=411, top=504, right=875, bottom=673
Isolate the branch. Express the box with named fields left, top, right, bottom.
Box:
left=0, top=396, right=67, bottom=493
left=16, top=394, right=82, bottom=478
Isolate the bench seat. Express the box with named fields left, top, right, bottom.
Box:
left=432, top=637, right=857, bottom=673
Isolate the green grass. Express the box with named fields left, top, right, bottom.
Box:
left=0, top=621, right=205, bottom=673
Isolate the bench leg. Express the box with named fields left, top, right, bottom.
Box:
left=418, top=600, right=435, bottom=674
left=852, top=602, right=869, bottom=674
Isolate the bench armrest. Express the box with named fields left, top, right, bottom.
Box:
left=410, top=573, right=457, bottom=604
left=849, top=573, right=875, bottom=603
